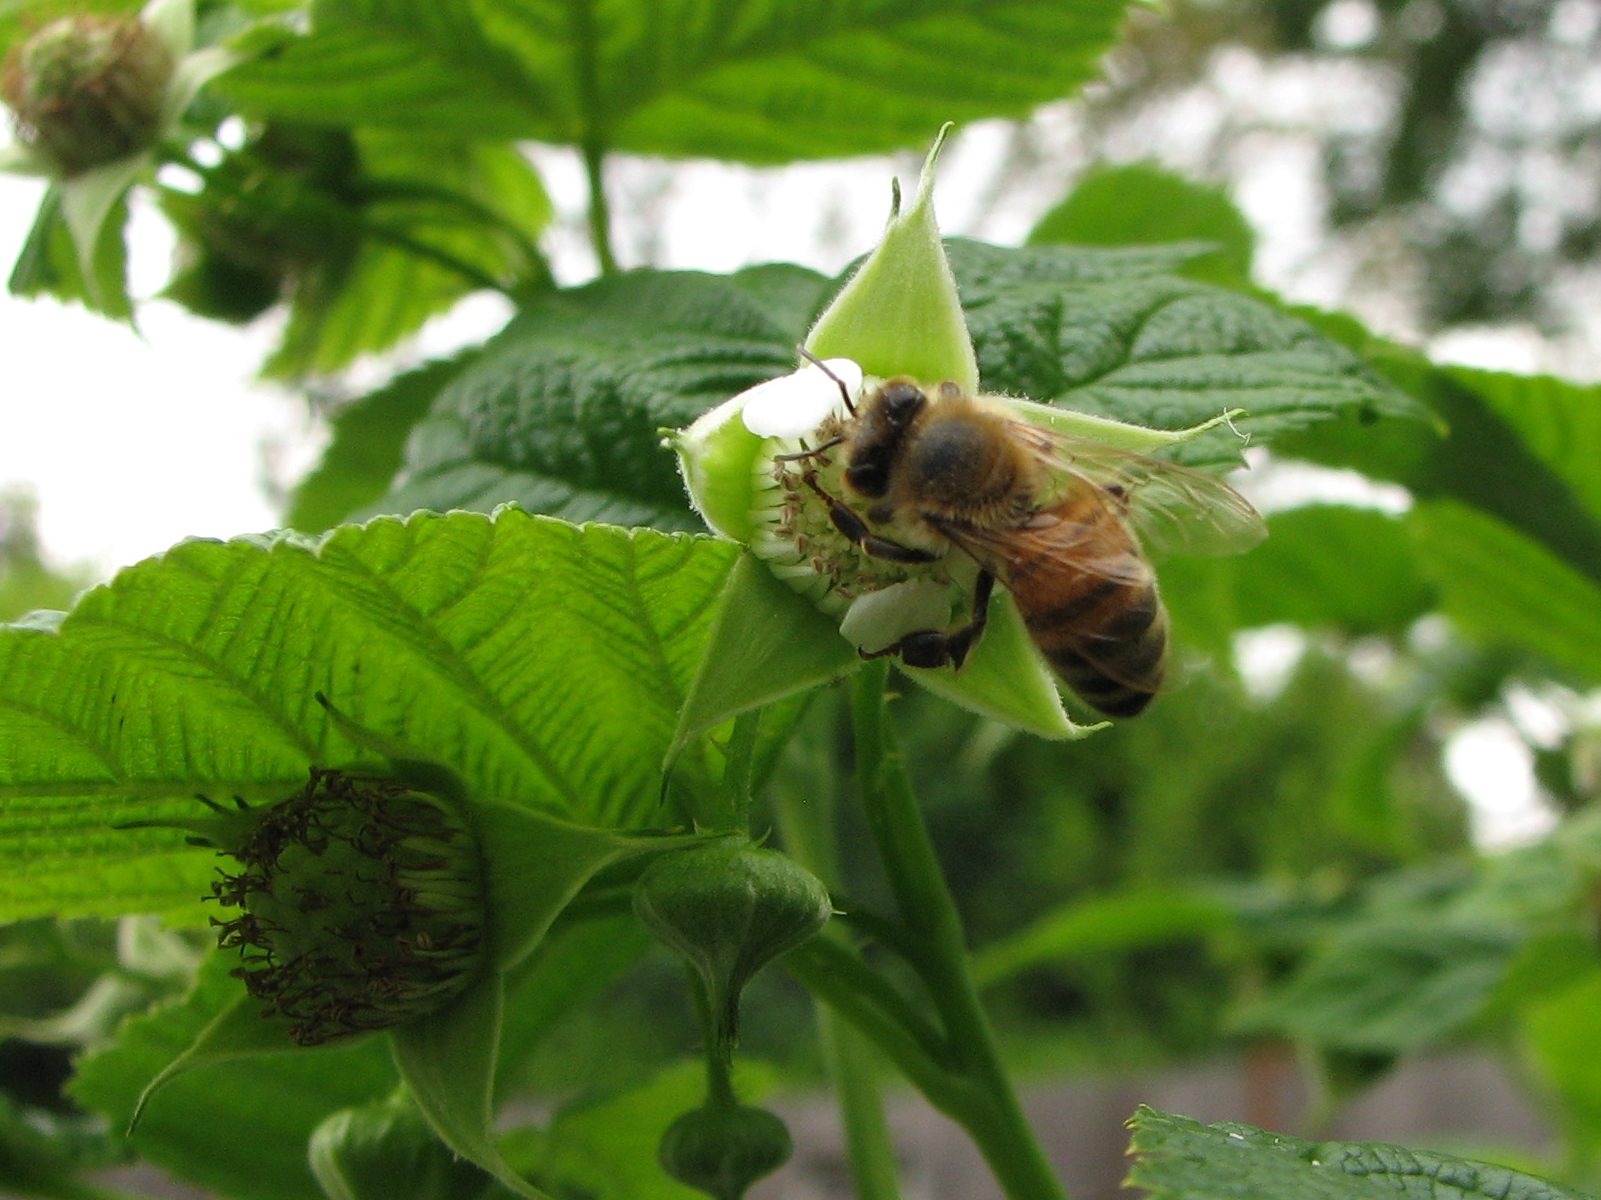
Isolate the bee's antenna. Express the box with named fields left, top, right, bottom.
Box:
left=797, top=345, right=857, bottom=416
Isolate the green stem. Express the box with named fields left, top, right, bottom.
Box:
left=820, top=1013, right=904, bottom=1200
left=775, top=771, right=906, bottom=1199
left=851, top=663, right=1069, bottom=1200
left=582, top=138, right=619, bottom=276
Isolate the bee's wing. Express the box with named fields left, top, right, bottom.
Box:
left=1010, top=420, right=1267, bottom=558
left=933, top=509, right=1154, bottom=588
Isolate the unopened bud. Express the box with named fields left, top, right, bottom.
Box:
left=659, top=1102, right=792, bottom=1200
left=309, top=1096, right=491, bottom=1200
left=634, top=839, right=829, bottom=1049
left=2, top=15, right=174, bottom=175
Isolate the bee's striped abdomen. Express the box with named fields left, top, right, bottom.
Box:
left=1007, top=507, right=1169, bottom=718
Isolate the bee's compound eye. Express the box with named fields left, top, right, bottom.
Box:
left=882, top=384, right=925, bottom=425
left=845, top=460, right=888, bottom=496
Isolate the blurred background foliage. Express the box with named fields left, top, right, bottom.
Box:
left=2, top=0, right=1600, bottom=1197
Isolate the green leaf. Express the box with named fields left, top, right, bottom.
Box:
left=1127, top=1106, right=1592, bottom=1200
left=1409, top=502, right=1601, bottom=685
left=1523, top=969, right=1601, bottom=1162
left=126, top=989, right=301, bottom=1133
left=1278, top=351, right=1601, bottom=589
left=392, top=978, right=549, bottom=1200
left=1161, top=505, right=1436, bottom=654
left=395, top=245, right=1411, bottom=527
left=72, top=952, right=397, bottom=1200
left=1234, top=914, right=1523, bottom=1055
left=947, top=240, right=1422, bottom=468
left=382, top=265, right=830, bottom=524
left=7, top=187, right=132, bottom=319
left=971, top=886, right=1234, bottom=989
left=494, top=912, right=653, bottom=1100
left=1029, top=161, right=1255, bottom=284
left=286, top=353, right=481, bottom=532
left=221, top=0, right=1134, bottom=162
left=264, top=134, right=550, bottom=378
left=0, top=512, right=738, bottom=922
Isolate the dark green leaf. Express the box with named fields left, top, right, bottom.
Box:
left=380, top=265, right=829, bottom=525
left=947, top=240, right=1423, bottom=468
left=264, top=134, right=549, bottom=378
left=390, top=246, right=1418, bottom=526
left=1029, top=161, right=1255, bottom=284
left=222, top=0, right=1134, bottom=162
left=1127, top=1106, right=1593, bottom=1200
left=0, top=512, right=737, bottom=921
left=287, top=352, right=483, bottom=532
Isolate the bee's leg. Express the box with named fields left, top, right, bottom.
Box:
left=863, top=570, right=996, bottom=670
left=800, top=472, right=937, bottom=564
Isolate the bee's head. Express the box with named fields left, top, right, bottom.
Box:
left=844, top=379, right=927, bottom=498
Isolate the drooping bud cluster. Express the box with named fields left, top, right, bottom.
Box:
left=201, top=769, right=487, bottom=1045
left=2, top=15, right=175, bottom=175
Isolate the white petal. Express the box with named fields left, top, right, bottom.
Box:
left=740, top=358, right=862, bottom=438
left=840, top=579, right=953, bottom=653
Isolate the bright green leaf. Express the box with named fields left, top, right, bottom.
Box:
left=1029, top=160, right=1255, bottom=284
left=221, top=0, right=1134, bottom=162
left=972, top=886, right=1234, bottom=989
left=1410, top=501, right=1601, bottom=685
left=7, top=186, right=132, bottom=319
left=1278, top=350, right=1601, bottom=589
left=0, top=512, right=738, bottom=922
left=669, top=551, right=859, bottom=772
left=72, top=952, right=397, bottom=1200
left=1161, top=505, right=1435, bottom=654
left=1127, top=1106, right=1591, bottom=1200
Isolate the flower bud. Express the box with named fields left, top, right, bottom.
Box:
left=198, top=769, right=487, bottom=1045
left=309, top=1096, right=491, bottom=1200
left=659, top=1102, right=792, bottom=1200
left=2, top=15, right=174, bottom=176
left=634, top=840, right=829, bottom=1047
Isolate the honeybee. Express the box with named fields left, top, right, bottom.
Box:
left=786, top=358, right=1266, bottom=717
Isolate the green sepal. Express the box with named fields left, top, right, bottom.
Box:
left=1007, top=401, right=1248, bottom=456
left=391, top=977, right=550, bottom=1200
left=664, top=399, right=765, bottom=542
left=805, top=124, right=978, bottom=392
left=902, top=591, right=1096, bottom=740
left=667, top=552, right=859, bottom=773
left=127, top=968, right=309, bottom=1134
left=472, top=798, right=682, bottom=972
